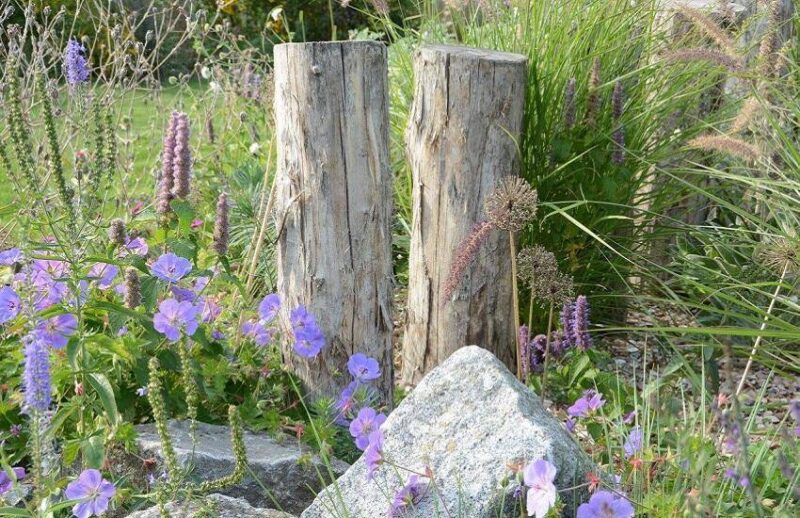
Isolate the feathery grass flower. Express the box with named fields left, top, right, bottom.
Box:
left=441, top=220, right=495, bottom=304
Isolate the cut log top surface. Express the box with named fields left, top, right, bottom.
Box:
left=418, top=43, right=527, bottom=63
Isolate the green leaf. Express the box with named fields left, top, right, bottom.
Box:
left=171, top=199, right=196, bottom=234
left=0, top=507, right=32, bottom=516
left=87, top=373, right=121, bottom=426
left=81, top=435, right=106, bottom=469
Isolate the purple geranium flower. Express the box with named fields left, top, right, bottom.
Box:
left=289, top=308, right=325, bottom=358
left=63, top=39, right=90, bottom=87
left=200, top=297, right=221, bottom=323
left=565, top=418, right=576, bottom=434
left=335, top=380, right=359, bottom=419
left=120, top=237, right=148, bottom=257
left=88, top=263, right=119, bottom=290
left=153, top=298, right=199, bottom=341
left=33, top=280, right=69, bottom=311
left=0, top=248, right=23, bottom=265
left=0, top=467, right=25, bottom=495
left=0, top=287, right=21, bottom=324
left=65, top=469, right=116, bottom=518
left=290, top=305, right=318, bottom=338
left=567, top=390, right=605, bottom=418
left=576, top=490, right=634, bottom=518
left=258, top=293, right=281, bottom=323
left=150, top=253, right=192, bottom=283
left=624, top=426, right=643, bottom=458
left=364, top=430, right=384, bottom=481
left=241, top=321, right=273, bottom=346
left=170, top=285, right=196, bottom=302
left=523, top=459, right=557, bottom=518
left=350, top=407, right=387, bottom=450
left=389, top=474, right=428, bottom=517
left=35, top=314, right=78, bottom=349
left=347, top=353, right=381, bottom=383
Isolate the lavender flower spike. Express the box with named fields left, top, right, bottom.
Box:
left=63, top=39, right=89, bottom=87
left=157, top=112, right=179, bottom=215
left=573, top=295, right=592, bottom=350
left=172, top=112, right=192, bottom=199
left=23, top=336, right=51, bottom=412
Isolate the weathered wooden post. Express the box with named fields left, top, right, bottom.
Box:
left=273, top=42, right=394, bottom=404
left=401, top=45, right=527, bottom=386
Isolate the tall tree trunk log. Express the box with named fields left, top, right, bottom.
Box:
left=273, top=41, right=394, bottom=405
left=401, top=44, right=527, bottom=386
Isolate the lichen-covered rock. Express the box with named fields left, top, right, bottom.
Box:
left=302, top=346, right=600, bottom=517
left=126, top=493, right=294, bottom=518
left=134, top=420, right=347, bottom=515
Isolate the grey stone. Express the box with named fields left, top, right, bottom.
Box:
left=126, top=493, right=294, bottom=518
left=135, top=420, right=347, bottom=515
left=302, top=346, right=599, bottom=517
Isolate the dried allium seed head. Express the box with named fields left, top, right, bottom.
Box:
left=542, top=272, right=574, bottom=305
left=585, top=58, right=601, bottom=126
left=108, top=218, right=127, bottom=246
left=563, top=77, right=576, bottom=130
left=757, top=236, right=800, bottom=276
left=517, top=245, right=559, bottom=287
left=212, top=192, right=230, bottom=256
left=484, top=177, right=538, bottom=232
left=124, top=267, right=141, bottom=309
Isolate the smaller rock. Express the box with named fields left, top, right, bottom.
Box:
left=134, top=420, right=347, bottom=514
left=126, top=493, right=294, bottom=518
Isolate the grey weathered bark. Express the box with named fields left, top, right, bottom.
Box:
left=401, top=44, right=527, bottom=386
left=272, top=41, right=394, bottom=405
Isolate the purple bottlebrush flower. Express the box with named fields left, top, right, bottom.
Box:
left=88, top=263, right=118, bottom=290
left=0, top=467, right=25, bottom=495
left=63, top=39, right=90, bottom=86
left=523, top=459, right=558, bottom=518
left=348, top=353, right=381, bottom=383
left=172, top=112, right=192, bottom=199
left=150, top=253, right=192, bottom=283
left=35, top=314, right=78, bottom=349
left=65, top=469, right=116, bottom=518
left=0, top=287, right=21, bottom=324
left=573, top=295, right=592, bottom=350
left=560, top=300, right=576, bottom=347
left=349, top=407, right=387, bottom=450
left=576, top=490, right=634, bottom=518
left=388, top=474, right=428, bottom=517
left=153, top=298, right=200, bottom=341
left=23, top=335, right=51, bottom=412
left=624, top=426, right=643, bottom=458
left=212, top=192, right=229, bottom=255
left=549, top=330, right=568, bottom=358
left=530, top=334, right=547, bottom=373
left=0, top=248, right=23, bottom=265
left=120, top=237, right=148, bottom=257
left=567, top=390, right=605, bottom=418
left=364, top=430, right=384, bottom=481
left=241, top=321, right=272, bottom=346
left=258, top=293, right=281, bottom=323
left=519, top=325, right=530, bottom=378
left=157, top=112, right=179, bottom=216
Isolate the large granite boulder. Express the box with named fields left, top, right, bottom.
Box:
left=126, top=493, right=294, bottom=517
left=134, top=420, right=347, bottom=515
left=302, top=346, right=599, bottom=517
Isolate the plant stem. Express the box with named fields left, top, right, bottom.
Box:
left=540, top=302, right=554, bottom=403
left=509, top=231, right=522, bottom=379
left=736, top=259, right=788, bottom=395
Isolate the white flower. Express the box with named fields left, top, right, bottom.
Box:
left=524, top=459, right=558, bottom=518
left=249, top=142, right=261, bottom=155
